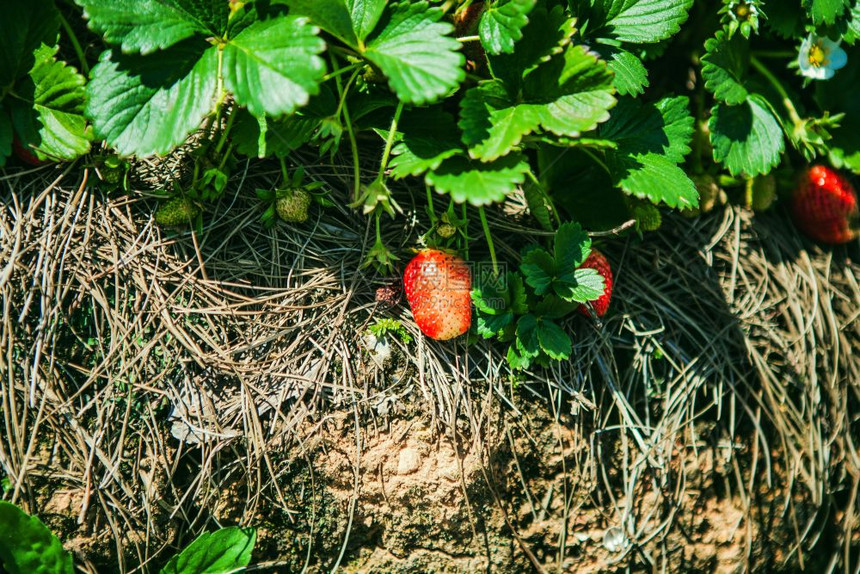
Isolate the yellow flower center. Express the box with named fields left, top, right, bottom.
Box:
left=733, top=2, right=751, bottom=19
left=808, top=43, right=827, bottom=67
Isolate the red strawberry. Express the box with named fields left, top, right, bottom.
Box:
left=12, top=136, right=48, bottom=166
left=403, top=249, right=472, bottom=340
left=791, top=165, right=859, bottom=244
left=577, top=250, right=613, bottom=318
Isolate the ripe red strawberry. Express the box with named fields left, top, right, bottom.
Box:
left=791, top=165, right=859, bottom=244
left=403, top=249, right=472, bottom=340
left=577, top=250, right=613, bottom=318
left=12, top=136, right=48, bottom=166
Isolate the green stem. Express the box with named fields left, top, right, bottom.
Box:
left=478, top=207, right=498, bottom=276
left=458, top=35, right=481, bottom=42
left=426, top=184, right=437, bottom=224
left=461, top=204, right=469, bottom=260
left=581, top=148, right=612, bottom=176
left=342, top=101, right=361, bottom=203
left=374, top=211, right=383, bottom=246
left=323, top=63, right=362, bottom=82
left=331, top=54, right=362, bottom=202
left=334, top=69, right=361, bottom=119
left=753, top=50, right=795, bottom=59
left=217, top=143, right=233, bottom=170
left=279, top=157, right=290, bottom=184
left=58, top=12, right=89, bottom=75
left=377, top=101, right=405, bottom=182
left=744, top=176, right=754, bottom=208
left=750, top=56, right=802, bottom=126
left=214, top=105, right=237, bottom=155
left=526, top=171, right=561, bottom=227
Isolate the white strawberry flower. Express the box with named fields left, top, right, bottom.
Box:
left=798, top=35, right=847, bottom=80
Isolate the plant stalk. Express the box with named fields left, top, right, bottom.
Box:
left=478, top=207, right=498, bottom=276
left=377, top=101, right=405, bottom=182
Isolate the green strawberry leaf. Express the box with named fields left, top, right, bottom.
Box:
left=473, top=272, right=527, bottom=339
left=425, top=152, right=530, bottom=206
left=0, top=112, right=11, bottom=166
left=710, top=95, right=785, bottom=176
left=87, top=42, right=218, bottom=156
left=10, top=44, right=91, bottom=161
left=506, top=344, right=532, bottom=369
left=599, top=96, right=693, bottom=162
left=539, top=147, right=631, bottom=230
left=520, top=249, right=555, bottom=295
left=222, top=16, right=326, bottom=118
left=232, top=86, right=337, bottom=158
left=596, top=96, right=698, bottom=208
left=764, top=0, right=805, bottom=38
left=606, top=153, right=699, bottom=208
left=845, top=4, right=860, bottom=45
left=363, top=1, right=465, bottom=105
left=160, top=527, right=256, bottom=574
left=815, top=49, right=860, bottom=172
left=588, top=0, right=694, bottom=44
left=0, top=501, right=74, bottom=574
left=566, top=268, right=606, bottom=302
left=701, top=30, right=749, bottom=105
left=479, top=0, right=537, bottom=55
left=77, top=0, right=229, bottom=55
left=802, top=0, right=850, bottom=25
left=554, top=221, right=591, bottom=271
left=535, top=318, right=571, bottom=360
left=478, top=312, right=515, bottom=338
left=530, top=295, right=577, bottom=319
left=487, top=4, right=576, bottom=89
left=520, top=222, right=601, bottom=301
left=461, top=44, right=615, bottom=161
left=515, top=314, right=542, bottom=358
left=387, top=107, right=462, bottom=178
left=523, top=179, right=554, bottom=231
left=602, top=47, right=649, bottom=96
left=0, top=0, right=59, bottom=88
left=282, top=0, right=385, bottom=45
left=459, top=80, right=538, bottom=161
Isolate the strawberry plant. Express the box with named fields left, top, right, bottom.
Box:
left=0, top=0, right=91, bottom=166
left=11, top=0, right=852, bottom=367
left=472, top=223, right=605, bottom=369
left=0, top=499, right=257, bottom=574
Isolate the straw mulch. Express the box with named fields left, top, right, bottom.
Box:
left=1, top=161, right=857, bottom=573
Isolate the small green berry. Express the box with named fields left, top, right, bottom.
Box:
left=436, top=223, right=457, bottom=238
left=276, top=188, right=312, bottom=223
left=156, top=197, right=199, bottom=227
left=751, top=174, right=777, bottom=212
left=626, top=198, right=662, bottom=231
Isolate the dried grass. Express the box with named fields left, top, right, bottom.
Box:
left=0, top=158, right=858, bottom=572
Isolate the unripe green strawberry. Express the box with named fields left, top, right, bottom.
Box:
left=156, top=197, right=199, bottom=227
left=437, top=223, right=456, bottom=238
left=751, top=174, right=777, bottom=211
left=276, top=188, right=312, bottom=223
left=101, top=167, right=124, bottom=185
left=686, top=174, right=725, bottom=217
left=363, top=65, right=386, bottom=84
left=626, top=198, right=662, bottom=231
